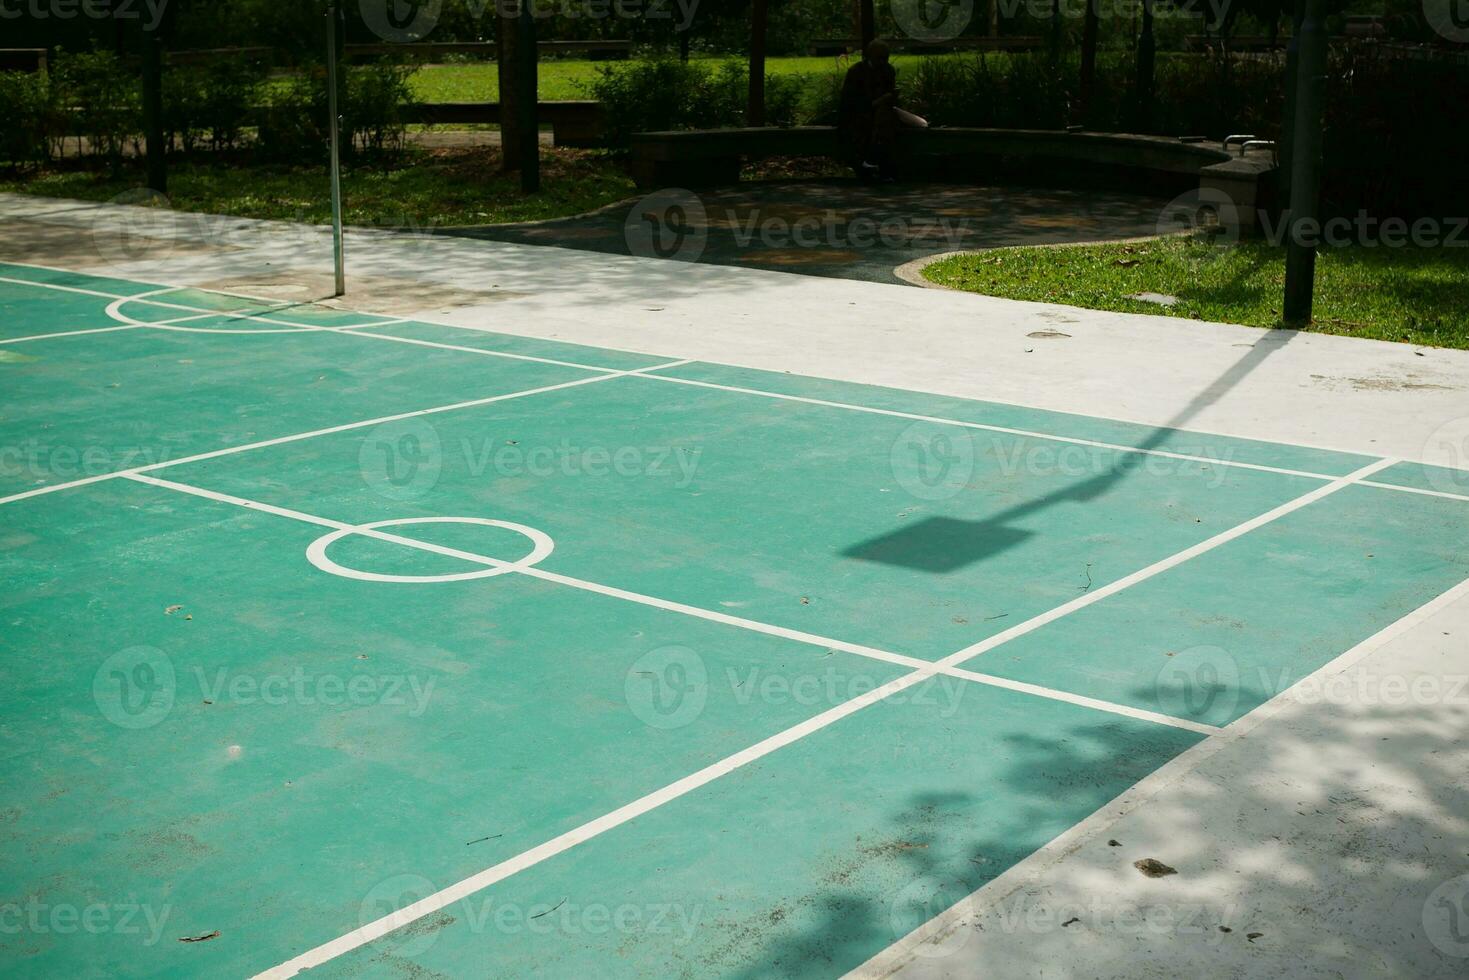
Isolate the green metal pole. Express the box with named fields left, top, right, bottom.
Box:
left=326, top=4, right=345, bottom=297
left=1282, top=0, right=1326, bottom=325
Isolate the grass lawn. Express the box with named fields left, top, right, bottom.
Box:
left=923, top=235, right=1469, bottom=350
left=407, top=54, right=941, bottom=103
left=0, top=146, right=635, bottom=228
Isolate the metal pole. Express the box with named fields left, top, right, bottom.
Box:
left=326, top=3, right=346, bottom=297
left=1282, top=0, right=1326, bottom=325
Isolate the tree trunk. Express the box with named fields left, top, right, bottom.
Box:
left=496, top=1, right=520, bottom=173
left=1079, top=0, right=1099, bottom=126
left=748, top=0, right=768, bottom=126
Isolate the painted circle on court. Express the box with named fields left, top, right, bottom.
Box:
left=1155, top=186, right=1242, bottom=263
left=359, top=418, right=443, bottom=501
left=93, top=646, right=176, bottom=729
left=624, top=645, right=708, bottom=729
left=1421, top=417, right=1469, bottom=494
left=1423, top=0, right=1469, bottom=43
left=93, top=189, right=178, bottom=273
left=1424, top=874, right=1469, bottom=957
left=306, top=517, right=554, bottom=584
left=360, top=0, right=443, bottom=42
left=624, top=189, right=708, bottom=262
left=360, top=873, right=441, bottom=957
left=891, top=421, right=975, bottom=501
left=1154, top=645, right=1240, bottom=726
left=890, top=0, right=975, bottom=43
left=889, top=876, right=972, bottom=958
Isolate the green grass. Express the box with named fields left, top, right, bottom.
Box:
left=0, top=146, right=635, bottom=227
left=923, top=235, right=1469, bottom=349
left=406, top=54, right=942, bottom=103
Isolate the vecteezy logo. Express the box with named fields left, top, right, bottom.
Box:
left=1155, top=186, right=1242, bottom=263
left=1424, top=875, right=1469, bottom=957
left=1422, top=417, right=1469, bottom=494
left=1154, top=645, right=1241, bottom=726
left=360, top=874, right=441, bottom=957
left=624, top=189, right=708, bottom=262
left=625, top=646, right=708, bottom=729
left=93, top=189, right=178, bottom=273
left=93, top=646, right=176, bottom=729
left=890, top=0, right=975, bottom=43
left=360, top=0, right=444, bottom=43
left=1423, top=0, right=1469, bottom=43
left=889, top=876, right=972, bottom=958
left=891, top=421, right=975, bottom=501
left=358, top=419, right=443, bottom=501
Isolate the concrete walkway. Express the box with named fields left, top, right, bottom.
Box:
left=447, top=180, right=1172, bottom=284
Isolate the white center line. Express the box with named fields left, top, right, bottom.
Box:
left=248, top=456, right=1394, bottom=979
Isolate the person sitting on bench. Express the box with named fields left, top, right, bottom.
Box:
left=839, top=39, right=927, bottom=183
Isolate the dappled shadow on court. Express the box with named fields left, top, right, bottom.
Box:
left=442, top=180, right=1171, bottom=285
left=705, top=695, right=1469, bottom=979
left=843, top=328, right=1300, bottom=573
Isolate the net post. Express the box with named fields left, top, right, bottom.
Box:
left=326, top=3, right=346, bottom=298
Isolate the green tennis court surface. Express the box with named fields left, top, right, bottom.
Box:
left=2, top=259, right=1467, bottom=977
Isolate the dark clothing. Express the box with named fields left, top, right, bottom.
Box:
left=838, top=59, right=899, bottom=177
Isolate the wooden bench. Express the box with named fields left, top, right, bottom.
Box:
left=807, top=36, right=1043, bottom=57
left=344, top=40, right=631, bottom=61
left=0, top=48, right=47, bottom=73
left=402, top=101, right=606, bottom=147
left=630, top=126, right=1277, bottom=229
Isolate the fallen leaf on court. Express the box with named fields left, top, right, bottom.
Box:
left=1247, top=932, right=1264, bottom=942
left=1061, top=917, right=1080, bottom=927
left=178, top=931, right=219, bottom=943
left=1133, top=858, right=1177, bottom=877
left=1107, top=839, right=1121, bottom=847
left=165, top=605, right=183, bottom=615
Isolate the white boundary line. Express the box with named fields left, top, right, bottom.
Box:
left=124, top=471, right=1218, bottom=736
left=4, top=264, right=1467, bottom=498
left=0, top=361, right=692, bottom=508
left=1, top=323, right=142, bottom=344
left=247, top=456, right=1393, bottom=978
left=849, top=566, right=1469, bottom=978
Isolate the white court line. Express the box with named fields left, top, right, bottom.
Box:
left=1, top=323, right=143, bottom=344
left=849, top=566, right=1469, bottom=978
left=330, top=323, right=626, bottom=372
left=1359, top=479, right=1469, bottom=504
left=123, top=471, right=1214, bottom=735
left=251, top=456, right=1393, bottom=979
left=0, top=306, right=300, bottom=345
left=633, top=372, right=1339, bottom=483
left=0, top=361, right=692, bottom=508
left=6, top=264, right=1469, bottom=496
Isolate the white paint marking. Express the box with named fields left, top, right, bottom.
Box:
left=0, top=361, right=691, bottom=509
left=635, top=371, right=1339, bottom=482
left=306, top=517, right=553, bottom=584
left=1359, top=479, right=1469, bottom=504
left=0, top=324, right=143, bottom=344
left=331, top=324, right=629, bottom=372
left=849, top=566, right=1469, bottom=978
left=248, top=460, right=1393, bottom=978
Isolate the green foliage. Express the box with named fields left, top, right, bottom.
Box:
left=0, top=71, right=58, bottom=166
left=586, top=57, right=809, bottom=143
left=260, top=61, right=416, bottom=162
left=52, top=51, right=141, bottom=165
left=164, top=57, right=269, bottom=153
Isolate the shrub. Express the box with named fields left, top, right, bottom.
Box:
left=51, top=51, right=140, bottom=165
left=0, top=70, right=57, bottom=166
left=587, top=58, right=810, bottom=144
left=259, top=61, right=414, bottom=163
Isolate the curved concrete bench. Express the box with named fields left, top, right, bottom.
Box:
left=630, top=126, right=1277, bottom=229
